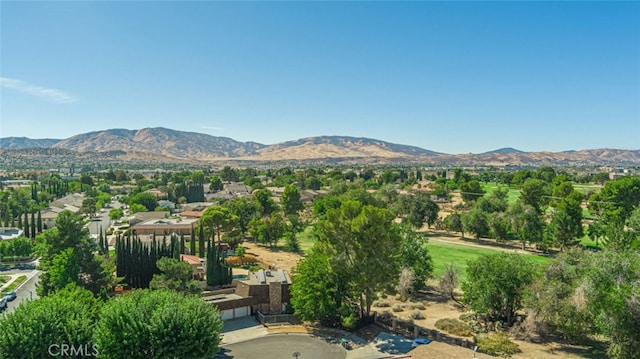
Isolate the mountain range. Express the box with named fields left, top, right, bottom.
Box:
left=1, top=127, right=639, bottom=166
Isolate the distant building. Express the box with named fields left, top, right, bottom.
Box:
left=130, top=217, right=198, bottom=236
left=609, top=168, right=633, bottom=180
left=0, top=227, right=24, bottom=240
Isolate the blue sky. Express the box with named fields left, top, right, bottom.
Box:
left=1, top=1, right=638, bottom=154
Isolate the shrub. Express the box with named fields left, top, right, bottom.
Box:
left=409, top=310, right=425, bottom=320
left=408, top=302, right=426, bottom=310
left=476, top=332, right=520, bottom=358
left=435, top=318, right=474, bottom=337
left=373, top=299, right=390, bottom=308
left=392, top=304, right=404, bottom=312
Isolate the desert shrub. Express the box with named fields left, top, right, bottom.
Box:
left=435, top=318, right=474, bottom=337
left=409, top=310, right=425, bottom=320
left=476, top=332, right=520, bottom=358
left=392, top=304, right=404, bottom=312
left=373, top=299, right=390, bottom=308
left=242, top=254, right=258, bottom=265
left=225, top=256, right=243, bottom=267
left=408, top=302, right=426, bottom=310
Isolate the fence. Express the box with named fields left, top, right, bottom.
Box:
left=375, top=313, right=477, bottom=351
left=256, top=311, right=301, bottom=326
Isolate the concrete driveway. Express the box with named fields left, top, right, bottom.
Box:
left=217, top=333, right=347, bottom=359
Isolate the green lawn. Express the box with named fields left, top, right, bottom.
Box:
left=481, top=182, right=521, bottom=205
left=297, top=226, right=316, bottom=254
left=425, top=240, right=553, bottom=282
left=573, top=183, right=603, bottom=196
left=1, top=275, right=27, bottom=295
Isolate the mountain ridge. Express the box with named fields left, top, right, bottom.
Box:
left=1, top=127, right=639, bottom=165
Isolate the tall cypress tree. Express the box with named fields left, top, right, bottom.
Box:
left=198, top=224, right=205, bottom=258
left=206, top=239, right=232, bottom=287
left=180, top=234, right=185, bottom=255
left=37, top=210, right=43, bottom=233
left=23, top=212, right=30, bottom=238
left=30, top=212, right=36, bottom=239
left=190, top=227, right=196, bottom=255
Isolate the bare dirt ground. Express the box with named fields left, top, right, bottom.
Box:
left=240, top=240, right=303, bottom=272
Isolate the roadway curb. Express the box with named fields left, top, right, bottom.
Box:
left=4, top=270, right=40, bottom=293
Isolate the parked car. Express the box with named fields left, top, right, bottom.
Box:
left=411, top=338, right=431, bottom=348
left=0, top=298, right=7, bottom=311
left=3, top=291, right=17, bottom=301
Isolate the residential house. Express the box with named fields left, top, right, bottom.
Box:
left=130, top=217, right=198, bottom=236
left=127, top=211, right=170, bottom=226
left=203, top=269, right=292, bottom=321
left=180, top=254, right=205, bottom=280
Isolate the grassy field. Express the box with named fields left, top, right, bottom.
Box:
left=480, top=182, right=521, bottom=205
left=573, top=183, right=603, bottom=196
left=425, top=240, right=553, bottom=282
left=297, top=226, right=316, bottom=253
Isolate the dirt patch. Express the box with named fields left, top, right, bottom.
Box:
left=240, top=241, right=303, bottom=272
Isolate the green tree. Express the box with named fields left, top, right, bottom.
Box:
left=48, top=248, right=80, bottom=290
left=525, top=249, right=595, bottom=342
left=108, top=207, right=124, bottom=221
left=507, top=201, right=545, bottom=249
left=582, top=251, right=640, bottom=359
left=519, top=178, right=550, bottom=213
left=82, top=197, right=97, bottom=217
left=129, top=192, right=159, bottom=212
left=200, top=206, right=237, bottom=247
left=462, top=253, right=536, bottom=325
left=129, top=203, right=148, bottom=214
left=209, top=176, right=223, bottom=192
left=249, top=212, right=287, bottom=247
left=281, top=184, right=303, bottom=215
left=254, top=189, right=278, bottom=216
left=37, top=211, right=114, bottom=296
left=0, top=285, right=100, bottom=359
left=398, top=227, right=433, bottom=291
left=149, top=257, right=201, bottom=295
left=462, top=207, right=490, bottom=241
left=315, top=200, right=402, bottom=319
left=444, top=212, right=464, bottom=238
left=588, top=176, right=640, bottom=221
left=224, top=197, right=259, bottom=238
left=290, top=250, right=350, bottom=326
left=94, top=289, right=223, bottom=359
left=547, top=191, right=583, bottom=251
left=397, top=192, right=439, bottom=229
left=460, top=180, right=484, bottom=203
left=206, top=241, right=232, bottom=287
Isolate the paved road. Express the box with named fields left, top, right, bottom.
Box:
left=217, top=334, right=347, bottom=359
left=88, top=210, right=111, bottom=236
left=4, top=270, right=40, bottom=313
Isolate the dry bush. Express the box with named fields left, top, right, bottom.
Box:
left=407, top=302, right=426, bottom=310
left=409, top=309, right=425, bottom=320
left=392, top=304, right=404, bottom=312
left=373, top=299, right=391, bottom=308
left=438, top=262, right=460, bottom=301
left=396, top=267, right=416, bottom=302
left=435, top=318, right=474, bottom=337
left=475, top=332, right=520, bottom=358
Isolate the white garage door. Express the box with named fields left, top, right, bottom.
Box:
left=234, top=306, right=249, bottom=318
left=221, top=309, right=234, bottom=321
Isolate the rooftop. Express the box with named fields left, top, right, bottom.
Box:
left=241, top=269, right=291, bottom=286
